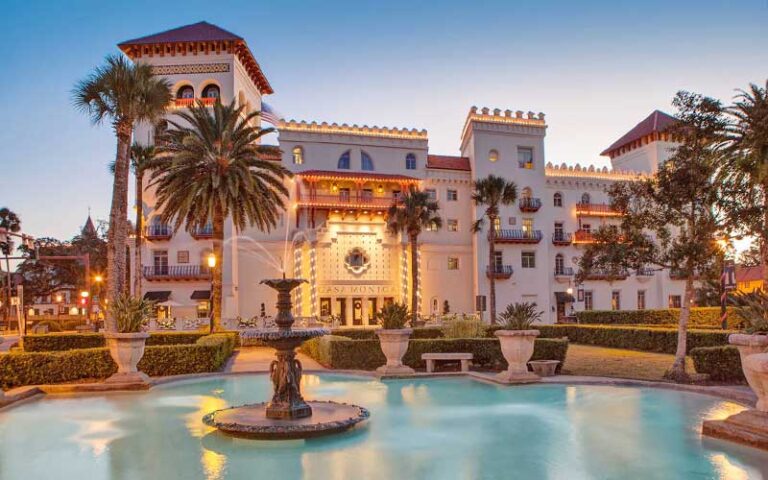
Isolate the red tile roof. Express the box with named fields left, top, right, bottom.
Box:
left=736, top=265, right=764, bottom=283
left=426, top=155, right=471, bottom=171
left=118, top=22, right=273, bottom=95
left=600, top=110, right=676, bottom=156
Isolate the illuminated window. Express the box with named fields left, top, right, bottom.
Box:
left=361, top=151, right=374, bottom=171
left=292, top=146, right=304, bottom=165
left=201, top=84, right=220, bottom=98
left=177, top=85, right=194, bottom=99
left=489, top=149, right=499, bottom=163
left=405, top=153, right=417, bottom=170
left=447, top=219, right=459, bottom=232
left=611, top=290, right=621, bottom=310
left=518, top=147, right=534, bottom=169
left=668, top=295, right=682, bottom=308
left=493, top=217, right=501, bottom=231
left=447, top=257, right=459, bottom=270
left=522, top=218, right=534, bottom=233
left=338, top=151, right=351, bottom=169
left=197, top=301, right=210, bottom=319
left=553, top=192, right=563, bottom=207
left=426, top=221, right=439, bottom=232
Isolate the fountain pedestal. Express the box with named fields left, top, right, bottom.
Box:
left=203, top=278, right=369, bottom=439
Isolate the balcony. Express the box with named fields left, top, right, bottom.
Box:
left=573, top=230, right=596, bottom=244
left=554, top=266, right=574, bottom=278
left=486, top=265, right=513, bottom=279
left=581, top=268, right=629, bottom=281
left=143, top=265, right=211, bottom=281
left=495, top=229, right=543, bottom=244
left=552, top=232, right=573, bottom=246
left=518, top=197, right=542, bottom=212
left=145, top=224, right=172, bottom=241
left=575, top=203, right=622, bottom=217
left=636, top=268, right=656, bottom=282
left=191, top=225, right=213, bottom=240
left=170, top=97, right=217, bottom=109
left=297, top=192, right=397, bottom=210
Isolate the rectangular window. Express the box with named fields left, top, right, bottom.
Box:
left=447, top=219, right=458, bottom=232
left=446, top=189, right=458, bottom=201
left=582, top=223, right=591, bottom=233
left=425, top=189, right=437, bottom=201
left=153, top=250, right=168, bottom=275
left=521, top=251, right=536, bottom=269
left=584, top=291, right=594, bottom=311
left=448, top=257, right=459, bottom=270
left=668, top=295, right=682, bottom=308
left=518, top=147, right=534, bottom=169
left=522, top=218, right=534, bottom=233
left=493, top=217, right=501, bottom=231
left=611, top=290, right=621, bottom=310
left=637, top=290, right=646, bottom=310
left=177, top=250, right=189, bottom=264
left=196, top=301, right=210, bottom=319
left=426, top=221, right=439, bottom=232
left=493, top=251, right=503, bottom=269
left=554, top=222, right=564, bottom=241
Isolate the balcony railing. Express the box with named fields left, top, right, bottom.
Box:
left=297, top=192, right=398, bottom=210
left=486, top=265, right=513, bottom=279
left=636, top=268, right=656, bottom=277
left=518, top=197, right=542, bottom=212
left=581, top=268, right=629, bottom=281
left=554, top=267, right=574, bottom=277
left=143, top=265, right=211, bottom=281
left=171, top=97, right=218, bottom=108
left=495, top=229, right=543, bottom=244
left=145, top=224, right=172, bottom=241
left=191, top=225, right=214, bottom=239
left=552, top=232, right=573, bottom=245
left=573, top=230, right=596, bottom=244
left=575, top=203, right=621, bottom=217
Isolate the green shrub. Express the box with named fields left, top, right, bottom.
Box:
left=376, top=302, right=410, bottom=329
left=441, top=314, right=485, bottom=339
left=145, top=332, right=210, bottom=346
left=690, top=346, right=745, bottom=383
left=575, top=307, right=744, bottom=329
left=498, top=302, right=543, bottom=330
left=110, top=293, right=154, bottom=333
left=328, top=327, right=443, bottom=340
left=22, top=332, right=214, bottom=352
left=300, top=336, right=568, bottom=372
left=2, top=333, right=237, bottom=388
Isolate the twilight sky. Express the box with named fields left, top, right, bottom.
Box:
left=1, top=0, right=766, bottom=241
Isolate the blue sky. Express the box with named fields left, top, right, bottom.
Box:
left=1, top=0, right=766, bottom=241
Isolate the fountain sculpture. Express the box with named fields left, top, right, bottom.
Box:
left=203, top=278, right=369, bottom=439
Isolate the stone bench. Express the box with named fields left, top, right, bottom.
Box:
left=422, top=353, right=473, bottom=373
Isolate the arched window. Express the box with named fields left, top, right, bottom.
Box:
left=581, top=192, right=591, bottom=205
left=555, top=254, right=565, bottom=274
left=201, top=84, right=220, bottom=99
left=553, top=192, right=563, bottom=207
left=521, top=187, right=532, bottom=199
left=292, top=146, right=304, bottom=165
left=361, top=151, right=374, bottom=171
left=405, top=153, right=416, bottom=170
left=176, top=85, right=194, bottom=99
left=489, top=149, right=499, bottom=163
left=337, top=151, right=351, bottom=169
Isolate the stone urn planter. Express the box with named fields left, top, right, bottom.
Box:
left=495, top=330, right=540, bottom=383
left=376, top=329, right=415, bottom=376
left=529, top=359, right=559, bottom=377
left=729, top=333, right=768, bottom=412
left=104, top=332, right=150, bottom=384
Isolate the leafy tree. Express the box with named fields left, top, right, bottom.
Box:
left=718, top=81, right=768, bottom=286
left=129, top=143, right=158, bottom=297
left=577, top=91, right=725, bottom=382
left=387, top=186, right=442, bottom=325
left=0, top=208, right=21, bottom=322
left=150, top=100, right=289, bottom=332
left=737, top=241, right=763, bottom=267
left=472, top=175, right=517, bottom=324
left=73, top=55, right=172, bottom=331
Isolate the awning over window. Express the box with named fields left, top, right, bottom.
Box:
left=144, top=291, right=171, bottom=302
left=190, top=290, right=211, bottom=300
left=554, top=292, right=576, bottom=303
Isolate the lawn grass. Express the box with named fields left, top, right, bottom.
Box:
left=563, top=344, right=696, bottom=381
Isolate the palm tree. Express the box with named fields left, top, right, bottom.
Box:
left=73, top=55, right=172, bottom=331
left=386, top=186, right=442, bottom=325
left=150, top=100, right=290, bottom=332
left=472, top=175, right=517, bottom=324
left=0, top=208, right=21, bottom=324
left=129, top=143, right=158, bottom=298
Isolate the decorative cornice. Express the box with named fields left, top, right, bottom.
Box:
left=279, top=120, right=428, bottom=140
left=545, top=162, right=648, bottom=181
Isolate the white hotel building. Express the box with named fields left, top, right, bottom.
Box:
left=123, top=22, right=685, bottom=326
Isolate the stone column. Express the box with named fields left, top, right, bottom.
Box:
left=400, top=241, right=409, bottom=304
left=345, top=298, right=353, bottom=327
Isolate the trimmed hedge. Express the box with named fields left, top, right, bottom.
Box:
left=575, top=307, right=744, bottom=329
left=690, top=346, right=745, bottom=383
left=300, top=336, right=568, bottom=372
left=22, top=331, right=222, bottom=352
left=522, top=325, right=733, bottom=354
left=1, top=333, right=237, bottom=389
left=327, top=327, right=443, bottom=340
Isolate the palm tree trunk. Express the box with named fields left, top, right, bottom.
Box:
left=133, top=170, right=143, bottom=297
left=410, top=233, right=419, bottom=326
left=668, top=274, right=694, bottom=382
left=488, top=217, right=497, bottom=324
left=105, top=122, right=133, bottom=331
left=211, top=205, right=224, bottom=332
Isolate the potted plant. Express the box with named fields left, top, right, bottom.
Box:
left=728, top=291, right=768, bottom=411
left=375, top=302, right=414, bottom=375
left=495, top=302, right=542, bottom=383
left=104, top=294, right=153, bottom=384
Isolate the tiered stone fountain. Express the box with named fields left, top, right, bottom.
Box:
left=203, top=278, right=369, bottom=439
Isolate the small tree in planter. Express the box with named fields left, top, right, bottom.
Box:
left=495, top=302, right=542, bottom=383
left=729, top=291, right=768, bottom=411
left=104, top=294, right=153, bottom=384
left=375, top=302, right=414, bottom=375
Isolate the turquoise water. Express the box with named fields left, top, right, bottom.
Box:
left=0, top=374, right=767, bottom=479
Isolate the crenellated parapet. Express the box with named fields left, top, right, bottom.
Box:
left=545, top=162, right=648, bottom=181
left=279, top=119, right=428, bottom=140
left=461, top=106, right=547, bottom=147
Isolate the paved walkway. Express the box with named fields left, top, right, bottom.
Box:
left=224, top=347, right=325, bottom=373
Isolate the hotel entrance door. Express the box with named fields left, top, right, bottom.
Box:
left=336, top=298, right=347, bottom=326
left=352, top=298, right=363, bottom=325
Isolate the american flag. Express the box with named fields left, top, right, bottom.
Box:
left=260, top=102, right=283, bottom=127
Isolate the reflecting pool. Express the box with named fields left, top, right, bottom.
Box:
left=1, top=374, right=766, bottom=479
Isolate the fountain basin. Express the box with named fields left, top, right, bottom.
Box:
left=203, top=400, right=370, bottom=440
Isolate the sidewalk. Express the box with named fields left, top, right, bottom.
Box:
left=224, top=347, right=325, bottom=373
